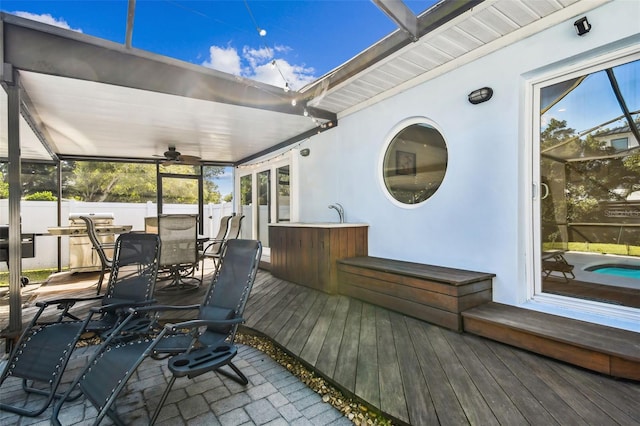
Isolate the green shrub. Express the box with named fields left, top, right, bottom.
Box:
left=24, top=191, right=57, bottom=201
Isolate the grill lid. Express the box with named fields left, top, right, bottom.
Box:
left=69, top=213, right=114, bottom=220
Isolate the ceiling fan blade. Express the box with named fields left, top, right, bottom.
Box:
left=177, top=154, right=202, bottom=165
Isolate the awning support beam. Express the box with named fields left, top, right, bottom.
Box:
left=372, top=0, right=418, bottom=41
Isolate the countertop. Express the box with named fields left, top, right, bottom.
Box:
left=268, top=222, right=368, bottom=228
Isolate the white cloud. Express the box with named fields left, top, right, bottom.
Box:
left=12, top=11, right=82, bottom=32
left=202, top=44, right=315, bottom=91
left=202, top=45, right=242, bottom=76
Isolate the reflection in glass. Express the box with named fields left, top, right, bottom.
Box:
left=277, top=166, right=290, bottom=222
left=539, top=57, right=640, bottom=308
left=257, top=170, right=270, bottom=245
left=240, top=174, right=252, bottom=239
left=382, top=123, right=448, bottom=205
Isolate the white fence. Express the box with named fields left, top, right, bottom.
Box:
left=0, top=200, right=234, bottom=271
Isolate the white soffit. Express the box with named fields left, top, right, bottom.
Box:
left=309, top=0, right=603, bottom=116
left=0, top=90, right=52, bottom=161
left=17, top=71, right=318, bottom=163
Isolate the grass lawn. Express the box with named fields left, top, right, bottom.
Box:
left=543, top=242, right=640, bottom=257
left=0, top=268, right=62, bottom=286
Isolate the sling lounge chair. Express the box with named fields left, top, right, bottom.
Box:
left=50, top=239, right=261, bottom=426
left=0, top=232, right=161, bottom=418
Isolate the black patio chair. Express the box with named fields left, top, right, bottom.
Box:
left=0, top=232, right=161, bottom=418
left=199, top=214, right=232, bottom=280
left=80, top=215, right=115, bottom=295
left=50, top=239, right=262, bottom=426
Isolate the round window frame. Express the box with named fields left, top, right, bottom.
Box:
left=378, top=117, right=448, bottom=209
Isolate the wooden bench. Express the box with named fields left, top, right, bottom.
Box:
left=337, top=256, right=495, bottom=331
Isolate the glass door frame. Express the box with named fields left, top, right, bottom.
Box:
left=235, top=152, right=297, bottom=246
left=157, top=164, right=204, bottom=233
left=528, top=47, right=640, bottom=327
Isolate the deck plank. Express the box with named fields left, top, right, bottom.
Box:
left=273, top=288, right=319, bottom=346
left=261, top=284, right=308, bottom=339
left=443, top=330, right=528, bottom=425
left=543, top=355, right=639, bottom=425
left=286, top=292, right=329, bottom=355
left=375, top=307, right=409, bottom=424
left=355, top=303, right=380, bottom=409
left=548, top=357, right=640, bottom=421
left=425, top=325, right=499, bottom=425
left=315, top=295, right=350, bottom=377
left=244, top=278, right=289, bottom=327
left=332, top=298, right=362, bottom=393
left=299, top=296, right=339, bottom=366
left=389, top=313, right=439, bottom=425
left=403, top=317, right=469, bottom=426
left=460, top=333, right=560, bottom=425
left=257, top=283, right=304, bottom=338
left=486, top=338, right=587, bottom=425
left=512, top=348, right=617, bottom=425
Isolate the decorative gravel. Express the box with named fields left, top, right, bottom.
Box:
left=236, top=332, right=394, bottom=426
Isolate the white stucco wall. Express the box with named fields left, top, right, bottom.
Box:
left=290, top=0, right=640, bottom=313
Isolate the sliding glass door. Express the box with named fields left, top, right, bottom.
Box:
left=536, top=55, right=640, bottom=310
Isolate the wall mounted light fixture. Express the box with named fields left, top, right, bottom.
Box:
left=300, top=148, right=310, bottom=157
left=574, top=17, right=591, bottom=36
left=468, top=87, right=493, bottom=105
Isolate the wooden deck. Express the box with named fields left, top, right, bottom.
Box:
left=244, top=272, right=640, bottom=425
left=2, top=269, right=640, bottom=425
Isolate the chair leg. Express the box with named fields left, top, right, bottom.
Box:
left=96, top=264, right=106, bottom=295
left=216, top=361, right=248, bottom=385
left=149, top=375, right=177, bottom=425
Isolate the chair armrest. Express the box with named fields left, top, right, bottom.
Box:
left=91, top=299, right=157, bottom=314
left=129, top=304, right=201, bottom=315
left=164, top=317, right=244, bottom=332
left=36, top=295, right=103, bottom=309
left=201, top=239, right=225, bottom=254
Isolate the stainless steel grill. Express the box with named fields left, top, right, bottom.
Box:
left=48, top=213, right=131, bottom=272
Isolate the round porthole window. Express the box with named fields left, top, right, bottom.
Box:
left=382, top=121, right=448, bottom=205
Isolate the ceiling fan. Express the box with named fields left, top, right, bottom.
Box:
left=155, top=146, right=202, bottom=166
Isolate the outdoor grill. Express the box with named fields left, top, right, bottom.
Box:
left=0, top=225, right=35, bottom=263
left=0, top=226, right=35, bottom=286
left=48, top=213, right=131, bottom=272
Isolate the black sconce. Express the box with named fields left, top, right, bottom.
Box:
left=574, top=17, right=591, bottom=36
left=300, top=148, right=310, bottom=157
left=468, top=87, right=493, bottom=105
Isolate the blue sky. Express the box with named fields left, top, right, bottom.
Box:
left=2, top=0, right=438, bottom=90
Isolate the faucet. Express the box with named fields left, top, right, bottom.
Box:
left=328, top=203, right=344, bottom=223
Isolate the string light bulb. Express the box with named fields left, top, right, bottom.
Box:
left=284, top=82, right=290, bottom=93
left=258, top=28, right=267, bottom=37
left=291, top=99, right=297, bottom=106
left=303, top=108, right=309, bottom=117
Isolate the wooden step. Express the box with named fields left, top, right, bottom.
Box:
left=462, top=302, right=640, bottom=381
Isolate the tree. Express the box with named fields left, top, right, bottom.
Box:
left=1, top=160, right=229, bottom=203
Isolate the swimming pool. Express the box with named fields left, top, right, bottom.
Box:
left=586, top=264, right=640, bottom=279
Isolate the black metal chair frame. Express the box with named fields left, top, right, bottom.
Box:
left=199, top=214, right=231, bottom=280
left=80, top=216, right=115, bottom=295
left=50, top=239, right=261, bottom=426
left=0, top=232, right=161, bottom=418
left=200, top=215, right=244, bottom=280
